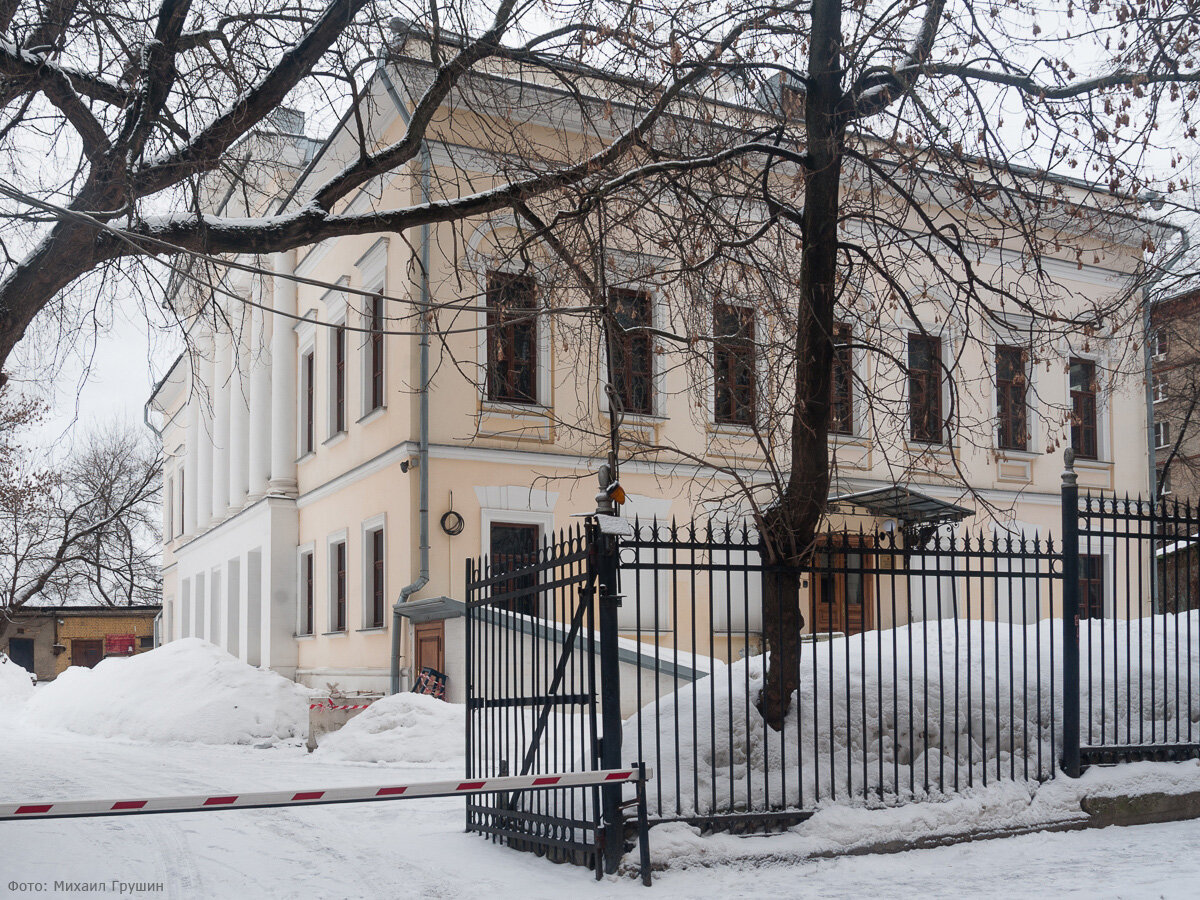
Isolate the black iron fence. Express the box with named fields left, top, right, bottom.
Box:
left=465, top=464, right=1200, bottom=845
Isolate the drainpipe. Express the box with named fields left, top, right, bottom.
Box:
left=380, top=63, right=432, bottom=694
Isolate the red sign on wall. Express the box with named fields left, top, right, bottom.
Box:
left=104, top=634, right=136, bottom=656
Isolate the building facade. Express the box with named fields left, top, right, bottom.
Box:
left=147, top=43, right=1162, bottom=697
left=3, top=605, right=161, bottom=682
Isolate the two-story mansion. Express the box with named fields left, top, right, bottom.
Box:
left=147, top=37, right=1166, bottom=698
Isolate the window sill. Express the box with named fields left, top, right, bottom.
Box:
left=322, top=630, right=349, bottom=637
left=1075, top=456, right=1113, bottom=468
left=605, top=411, right=667, bottom=424
left=357, top=407, right=386, bottom=427
left=296, top=451, right=316, bottom=465
left=481, top=400, right=550, bottom=416
left=995, top=447, right=1039, bottom=460
left=830, top=432, right=870, bottom=447
left=295, top=633, right=315, bottom=641
left=707, top=421, right=757, bottom=436
left=356, top=626, right=387, bottom=633
left=323, top=431, right=348, bottom=449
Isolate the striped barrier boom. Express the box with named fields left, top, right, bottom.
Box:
left=0, top=768, right=649, bottom=822
left=309, top=702, right=371, bottom=710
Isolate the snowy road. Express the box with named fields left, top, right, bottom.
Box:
left=1, top=723, right=1198, bottom=899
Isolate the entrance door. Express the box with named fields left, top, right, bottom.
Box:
left=813, top=542, right=874, bottom=636
left=73, top=639, right=104, bottom=668
left=414, top=621, right=445, bottom=674
left=7, top=637, right=34, bottom=674
left=489, top=522, right=540, bottom=616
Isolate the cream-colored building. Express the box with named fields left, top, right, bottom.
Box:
left=147, top=39, right=1165, bottom=697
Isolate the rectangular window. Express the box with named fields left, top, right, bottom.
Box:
left=369, top=295, right=385, bottom=412
left=165, top=475, right=174, bottom=540
left=1157, top=465, right=1171, bottom=497
left=1069, top=358, right=1098, bottom=460
left=486, top=272, right=538, bottom=404
left=333, top=325, right=346, bottom=433
left=332, top=541, right=347, bottom=632
left=1154, top=420, right=1172, bottom=450
left=713, top=303, right=756, bottom=425
left=178, top=470, right=185, bottom=537
left=300, top=551, right=314, bottom=636
left=489, top=522, right=540, bottom=617
left=1153, top=373, right=1168, bottom=404
left=908, top=334, right=944, bottom=444
left=831, top=322, right=854, bottom=435
left=1150, top=328, right=1167, bottom=359
left=369, top=528, right=385, bottom=629
left=303, top=351, right=315, bottom=454
left=996, top=345, right=1028, bottom=451
left=609, top=288, right=654, bottom=415
left=1079, top=554, right=1105, bottom=619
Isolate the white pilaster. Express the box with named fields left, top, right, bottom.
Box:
left=183, top=358, right=200, bottom=537
left=228, top=305, right=251, bottom=513
left=248, top=278, right=272, bottom=500
left=212, top=324, right=232, bottom=523
left=269, top=250, right=298, bottom=495
left=195, top=328, right=215, bottom=530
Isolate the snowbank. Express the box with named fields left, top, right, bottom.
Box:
left=0, top=651, right=35, bottom=709
left=625, top=612, right=1200, bottom=818
left=314, top=692, right=464, bottom=765
left=24, top=638, right=310, bottom=745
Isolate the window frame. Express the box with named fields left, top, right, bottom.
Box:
left=1069, top=357, right=1100, bottom=461
left=297, top=545, right=315, bottom=637
left=327, top=532, right=348, bottom=634
left=1154, top=419, right=1172, bottom=450
left=361, top=514, right=386, bottom=630
left=357, top=237, right=389, bottom=419
left=995, top=344, right=1030, bottom=452
left=907, top=332, right=946, bottom=445
left=830, top=321, right=856, bottom=437
left=712, top=302, right=757, bottom=426
left=485, top=270, right=540, bottom=405
left=607, top=286, right=656, bottom=417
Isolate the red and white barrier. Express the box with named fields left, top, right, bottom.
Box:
left=309, top=701, right=371, bottom=710
left=0, top=768, right=648, bottom=822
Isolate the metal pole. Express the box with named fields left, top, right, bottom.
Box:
left=593, top=514, right=624, bottom=874
left=635, top=761, right=652, bottom=887
left=1061, top=449, right=1082, bottom=778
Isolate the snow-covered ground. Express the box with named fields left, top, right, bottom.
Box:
left=3, top=640, right=1200, bottom=898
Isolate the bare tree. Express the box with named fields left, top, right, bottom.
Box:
left=4, top=1, right=1200, bottom=722
left=0, top=420, right=161, bottom=639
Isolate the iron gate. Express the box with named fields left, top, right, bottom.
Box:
left=466, top=519, right=628, bottom=873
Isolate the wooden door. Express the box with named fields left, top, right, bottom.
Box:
left=414, top=621, right=445, bottom=674
left=812, top=542, right=874, bottom=636
left=73, top=639, right=104, bottom=668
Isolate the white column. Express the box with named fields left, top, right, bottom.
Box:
left=211, top=324, right=232, bottom=523
left=183, top=358, right=200, bottom=537
left=195, top=328, right=215, bottom=530
left=269, top=250, right=298, bottom=496
left=228, top=306, right=251, bottom=512
left=247, top=278, right=273, bottom=501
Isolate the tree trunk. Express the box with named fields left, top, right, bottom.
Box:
left=757, top=0, right=845, bottom=730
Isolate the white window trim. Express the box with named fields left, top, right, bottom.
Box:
left=326, top=529, right=349, bottom=634
left=164, top=472, right=175, bottom=543
left=598, top=279, right=669, bottom=421
left=296, top=542, right=316, bottom=636
left=361, top=514, right=387, bottom=630
left=900, top=324, right=958, bottom=449
left=295, top=313, right=317, bottom=460
left=991, top=341, right=1039, bottom=455
left=1078, top=533, right=1117, bottom=619
left=357, top=239, right=389, bottom=419
left=472, top=264, right=552, bottom=410
left=1154, top=420, right=1172, bottom=450
left=1065, top=349, right=1111, bottom=463
left=829, top=318, right=868, bottom=442
left=1153, top=373, right=1168, bottom=404
left=704, top=301, right=770, bottom=432
left=324, top=282, right=350, bottom=439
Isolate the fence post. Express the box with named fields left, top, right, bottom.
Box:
left=592, top=472, right=624, bottom=874
left=1061, top=449, right=1082, bottom=778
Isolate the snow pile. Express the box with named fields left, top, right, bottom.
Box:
left=315, top=692, right=464, bottom=765
left=625, top=612, right=1200, bottom=818
left=0, top=651, right=35, bottom=709
left=24, top=638, right=310, bottom=745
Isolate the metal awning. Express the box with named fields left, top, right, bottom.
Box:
left=829, top=485, right=974, bottom=526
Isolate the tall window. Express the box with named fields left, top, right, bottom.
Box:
left=369, top=527, right=385, bottom=629
left=1153, top=373, right=1168, bottom=404
left=1069, top=358, right=1098, bottom=460
left=713, top=303, right=756, bottom=425
left=831, top=322, right=854, bottom=435
left=1154, top=420, right=1172, bottom=450
left=332, top=541, right=347, bottom=632
left=165, top=475, right=174, bottom=540
left=178, top=471, right=185, bottom=537
left=1079, top=554, right=1105, bottom=619
left=300, top=551, right=314, bottom=636
left=369, top=295, right=385, bottom=412
left=996, top=345, right=1028, bottom=451
left=486, top=272, right=537, bottom=404
left=908, top=334, right=944, bottom=444
left=609, top=288, right=653, bottom=415
left=333, top=325, right=346, bottom=433
left=1149, top=328, right=1168, bottom=359
left=302, top=351, right=315, bottom=454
